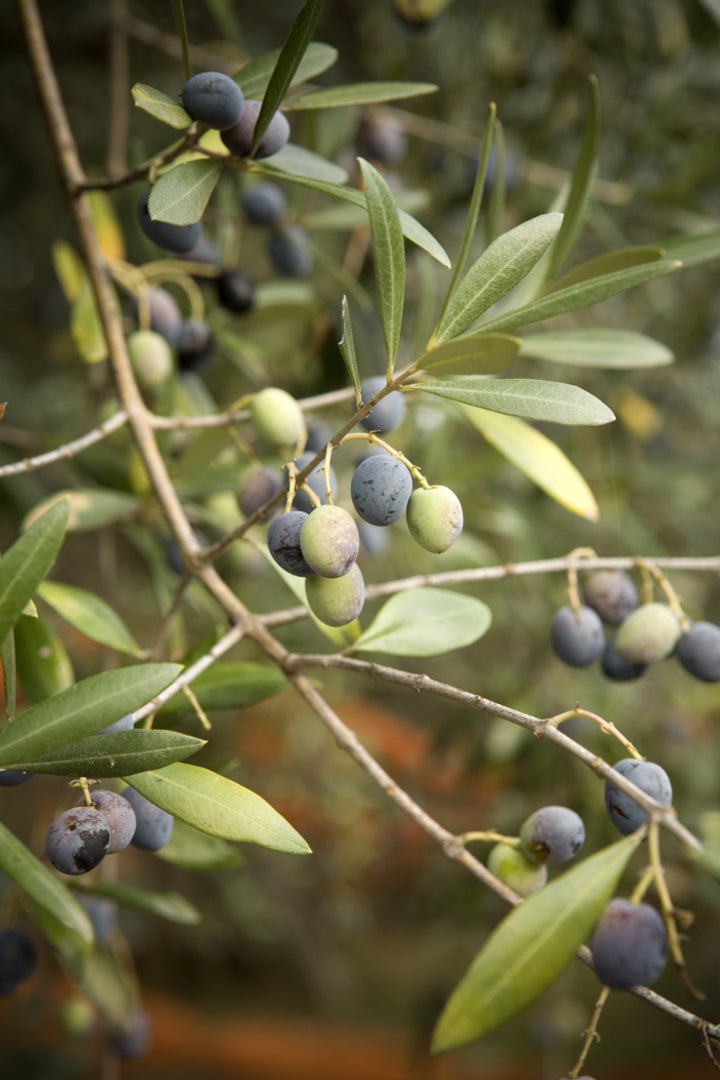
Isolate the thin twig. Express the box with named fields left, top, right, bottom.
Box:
left=0, top=409, right=129, bottom=478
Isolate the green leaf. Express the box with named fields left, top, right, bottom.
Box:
left=432, top=213, right=563, bottom=345
left=0, top=821, right=93, bottom=955
left=37, top=580, right=145, bottom=658
left=0, top=498, right=69, bottom=647
left=520, top=329, right=673, bottom=369
left=249, top=0, right=324, bottom=158
left=252, top=167, right=450, bottom=267
left=24, top=489, right=141, bottom=532
left=11, top=729, right=205, bottom=777
left=543, top=75, right=600, bottom=284
left=692, top=811, right=720, bottom=880
left=464, top=407, right=599, bottom=521
left=74, top=881, right=201, bottom=925
left=131, top=82, right=192, bottom=129
left=253, top=143, right=348, bottom=184
left=1, top=630, right=16, bottom=722
left=52, top=240, right=83, bottom=302
left=339, top=295, right=361, bottom=397
left=415, top=377, right=615, bottom=426
left=0, top=663, right=182, bottom=766
left=14, top=614, right=75, bottom=704
left=124, top=763, right=312, bottom=854
left=432, top=833, right=642, bottom=1052
left=416, top=333, right=521, bottom=375
left=353, top=588, right=491, bottom=657
left=71, top=274, right=107, bottom=363
left=157, top=661, right=287, bottom=715
left=157, top=818, right=245, bottom=870
left=358, top=158, right=406, bottom=374
left=479, top=258, right=681, bottom=335
left=148, top=160, right=223, bottom=226
left=284, top=81, right=437, bottom=110
left=235, top=42, right=338, bottom=98
left=661, top=227, right=720, bottom=268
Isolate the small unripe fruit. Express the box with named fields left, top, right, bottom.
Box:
left=582, top=569, right=638, bottom=626
left=359, top=375, right=406, bottom=433
left=221, top=99, right=290, bottom=159
left=242, top=181, right=287, bottom=226
left=180, top=71, right=245, bottom=130
left=300, top=505, right=360, bottom=578
left=351, top=453, right=412, bottom=526
left=406, top=485, right=463, bottom=554
left=306, top=564, right=365, bottom=626
left=519, top=805, right=585, bottom=866
left=137, top=191, right=201, bottom=254
left=676, top=621, right=720, bottom=682
left=127, top=330, right=174, bottom=390
left=591, top=899, right=667, bottom=989
left=487, top=843, right=547, bottom=897
left=267, top=225, right=313, bottom=278
left=550, top=605, right=605, bottom=668
left=251, top=387, right=306, bottom=451
left=605, top=758, right=672, bottom=836
left=614, top=603, right=681, bottom=663
left=267, top=511, right=314, bottom=577
left=45, top=807, right=111, bottom=875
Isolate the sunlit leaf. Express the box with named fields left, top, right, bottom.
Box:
left=432, top=834, right=642, bottom=1052
left=148, top=160, right=223, bottom=225
left=415, top=377, right=615, bottom=426
left=71, top=275, right=107, bottom=363
left=464, top=407, right=599, bottom=521
left=0, top=663, right=182, bottom=766
left=38, top=580, right=145, bottom=658
left=52, top=240, right=84, bottom=302
left=125, top=763, right=311, bottom=854
left=359, top=158, right=406, bottom=374
left=235, top=42, right=338, bottom=98
left=131, top=82, right=192, bottom=128
left=285, top=81, right=437, bottom=110
left=0, top=498, right=69, bottom=647
left=432, top=214, right=563, bottom=344
left=520, top=329, right=673, bottom=369
left=353, top=589, right=491, bottom=657
left=339, top=295, right=361, bottom=397
left=14, top=614, right=74, bottom=704
left=87, top=191, right=125, bottom=261
left=10, top=729, right=205, bottom=777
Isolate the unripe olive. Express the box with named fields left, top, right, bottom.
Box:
left=127, top=330, right=173, bottom=390
left=613, top=603, right=681, bottom=664
left=487, top=843, right=547, bottom=898
left=251, top=387, right=306, bottom=451
left=300, top=505, right=360, bottom=578
left=406, top=485, right=463, bottom=554
left=305, top=563, right=365, bottom=626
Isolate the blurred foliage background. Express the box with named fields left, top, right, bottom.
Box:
left=2, top=0, right=720, bottom=1077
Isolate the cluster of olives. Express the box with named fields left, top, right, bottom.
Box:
left=241, top=377, right=464, bottom=627
left=550, top=568, right=720, bottom=683
left=487, top=805, right=586, bottom=897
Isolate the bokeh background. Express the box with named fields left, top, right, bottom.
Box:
left=2, top=1, right=720, bottom=1077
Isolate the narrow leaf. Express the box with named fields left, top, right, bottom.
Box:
left=148, top=160, right=223, bottom=225
left=284, top=81, right=437, bottom=110
left=125, top=763, right=312, bottom=854
left=339, top=296, right=361, bottom=396
left=15, top=614, right=74, bottom=704
left=464, top=407, right=599, bottom=521
left=249, top=0, right=324, bottom=158
left=252, top=167, right=450, bottom=267
left=477, top=258, right=681, bottom=335
left=157, top=661, right=287, bottom=715
left=520, top=329, right=673, bottom=369
left=353, top=589, right=491, bottom=657
left=549, top=245, right=666, bottom=291
left=661, top=227, right=720, bottom=268
left=417, top=333, right=520, bottom=375
left=415, top=377, right=615, bottom=426
left=235, top=42, right=338, bottom=98
left=71, top=275, right=107, bottom=363
left=1, top=630, right=16, bottom=722
left=0, top=663, right=182, bottom=766
left=74, top=881, right=201, bottom=925
left=24, top=490, right=140, bottom=533
left=432, top=834, right=642, bottom=1052
left=0, top=821, right=93, bottom=954
left=11, top=729, right=205, bottom=777
left=38, top=580, right=145, bottom=658
left=131, top=82, right=192, bottom=128
left=359, top=158, right=406, bottom=373
left=0, top=499, right=69, bottom=646
left=543, top=75, right=600, bottom=283
left=253, top=143, right=348, bottom=184
left=52, top=240, right=84, bottom=302
left=432, top=213, right=563, bottom=344
left=157, top=818, right=245, bottom=870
